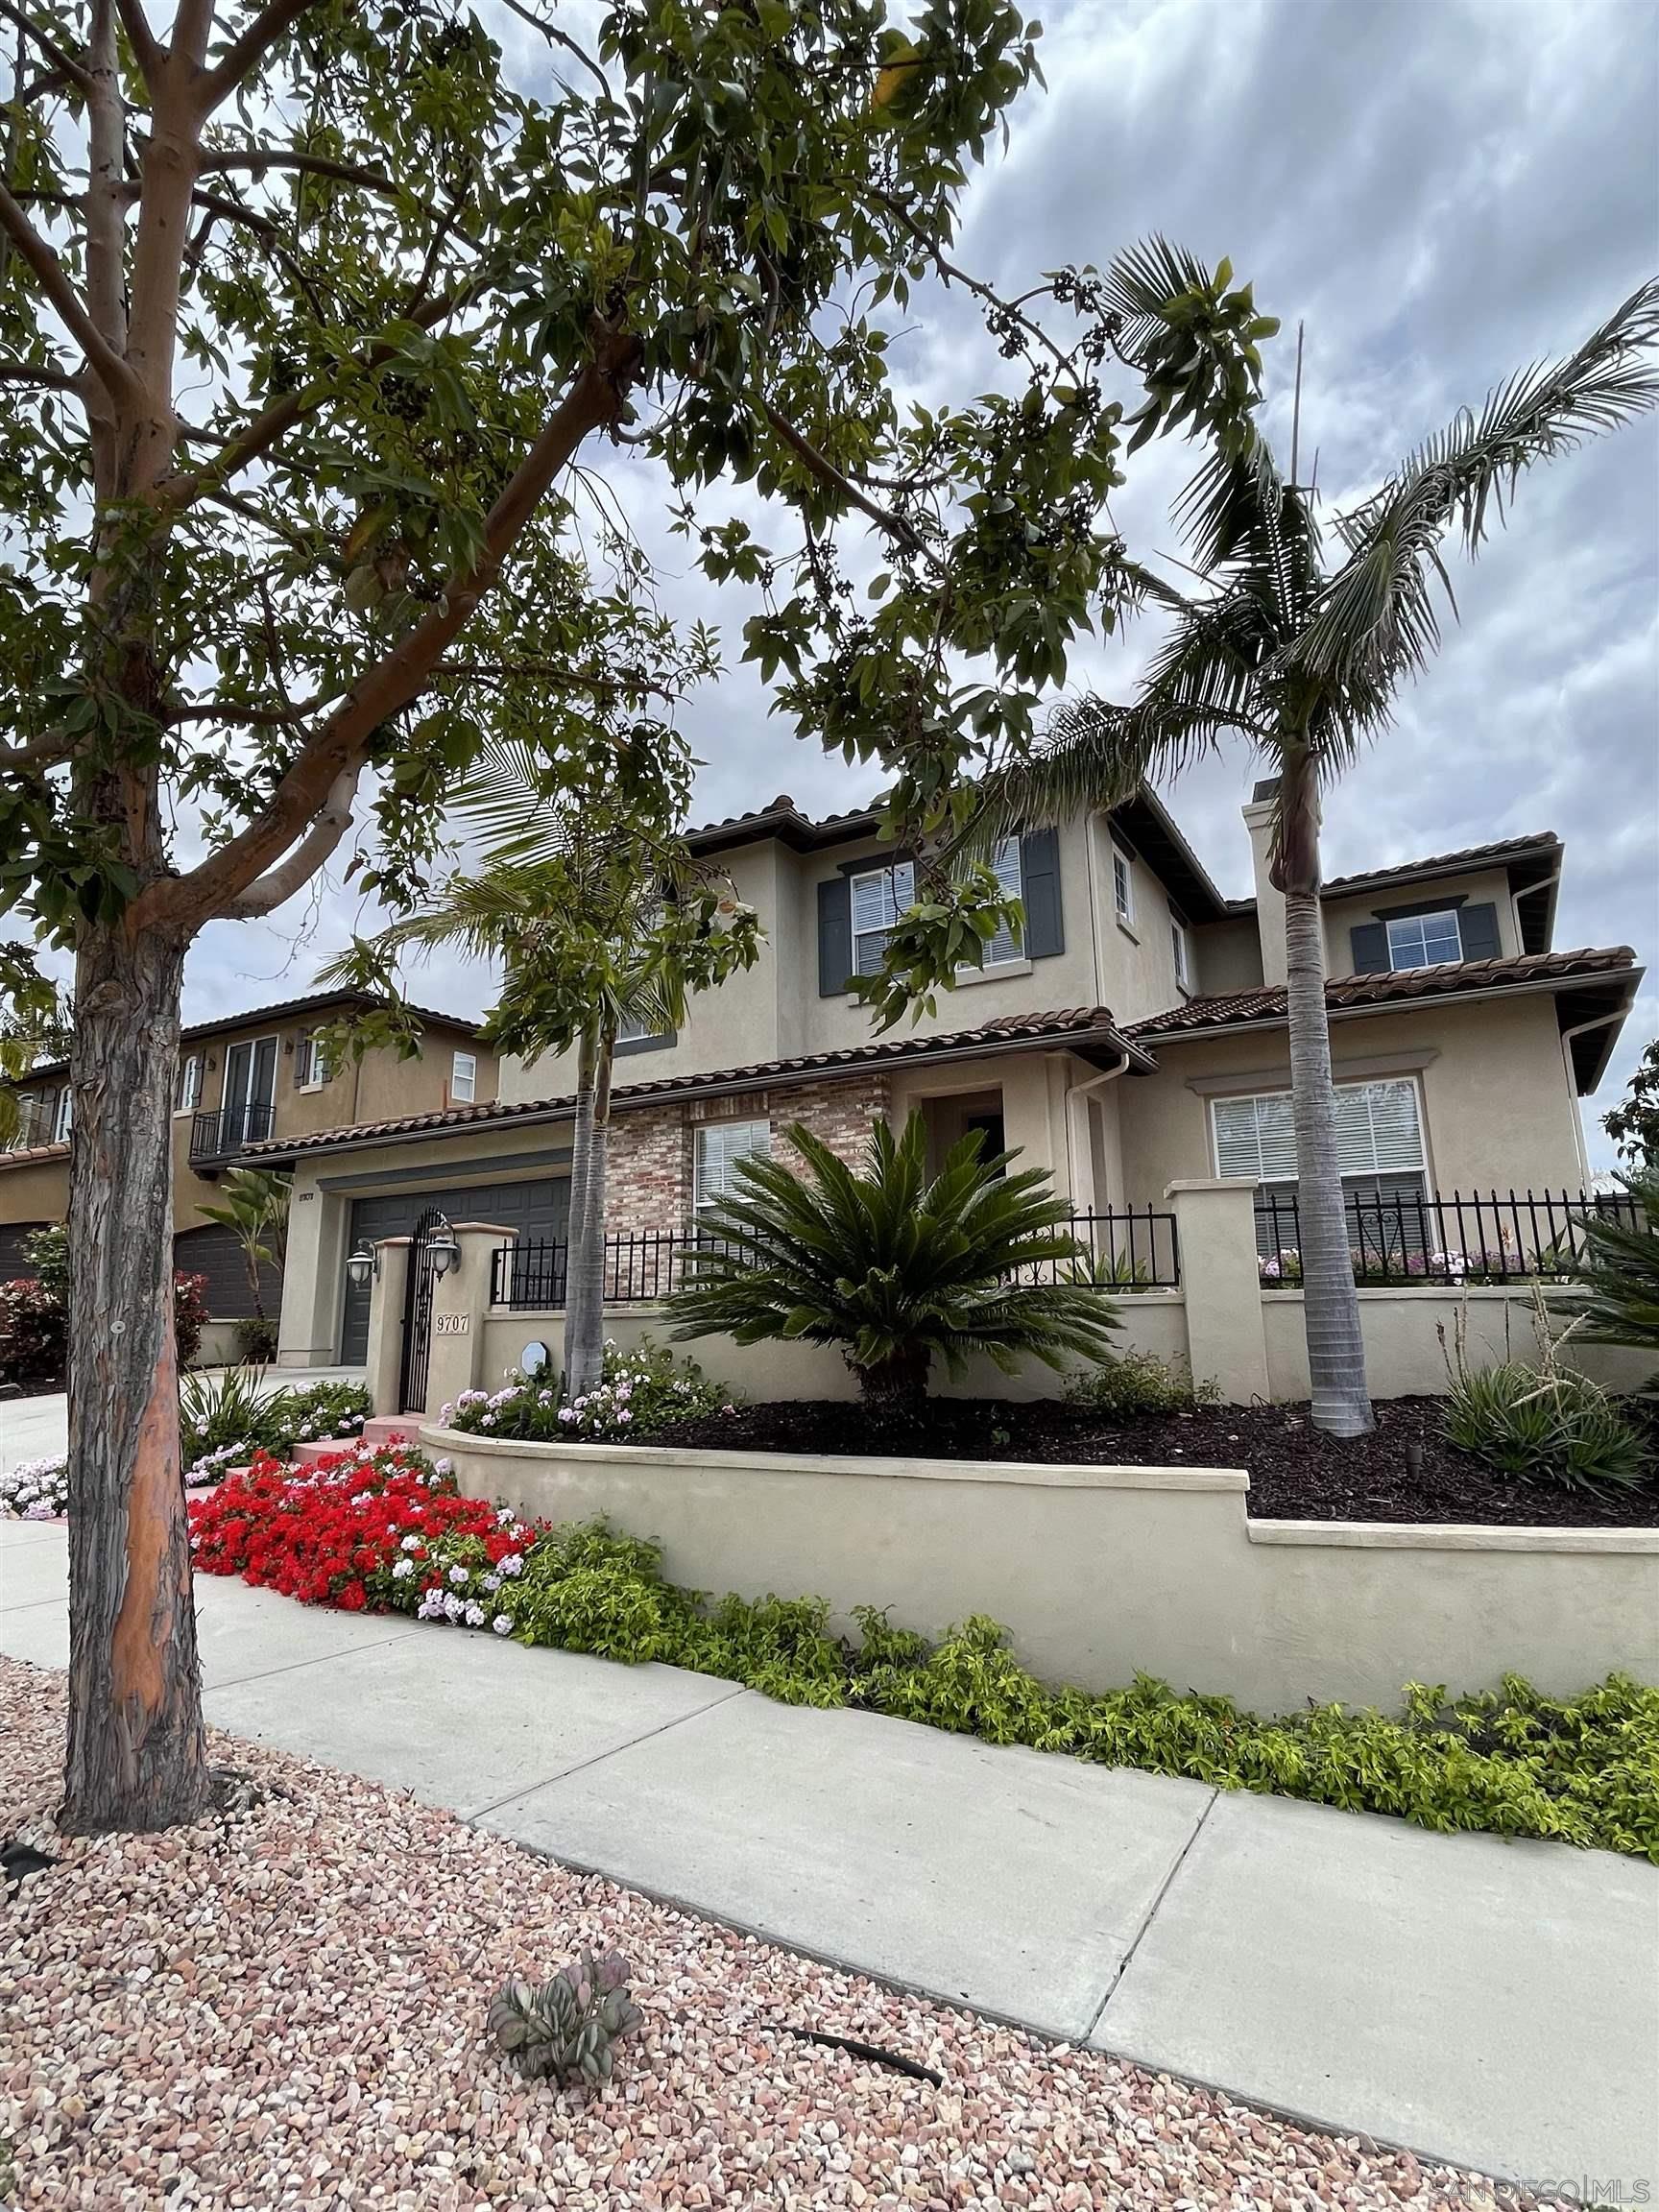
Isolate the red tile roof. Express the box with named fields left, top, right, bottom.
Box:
left=0, top=1141, right=70, bottom=1172
left=1127, top=946, right=1639, bottom=1038
left=245, top=1007, right=1150, bottom=1160
left=1223, top=831, right=1562, bottom=913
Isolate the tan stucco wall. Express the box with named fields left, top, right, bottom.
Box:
left=1322, top=867, right=1521, bottom=973
left=0, top=1154, right=70, bottom=1229
left=1116, top=992, right=1586, bottom=1213
left=1191, top=915, right=1263, bottom=996
left=417, top=1429, right=1659, bottom=1710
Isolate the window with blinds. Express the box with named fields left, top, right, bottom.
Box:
left=694, top=1119, right=771, bottom=1212
left=980, top=838, right=1024, bottom=966
left=851, top=862, right=916, bottom=975
left=1213, top=1079, right=1427, bottom=1191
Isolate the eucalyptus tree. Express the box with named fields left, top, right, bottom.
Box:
left=0, top=0, right=1274, bottom=1834
left=962, top=280, right=1659, bottom=1437
left=325, top=730, right=761, bottom=1405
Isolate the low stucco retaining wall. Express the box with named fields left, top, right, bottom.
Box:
left=1262, top=1287, right=1653, bottom=1402
left=419, top=1426, right=1659, bottom=1713
left=479, top=1298, right=1191, bottom=1405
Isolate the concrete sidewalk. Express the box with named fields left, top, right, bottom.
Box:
left=3, top=1516, right=1654, bottom=2193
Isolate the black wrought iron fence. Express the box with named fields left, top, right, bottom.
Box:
left=490, top=1207, right=1181, bottom=1309
left=1253, top=1186, right=1641, bottom=1287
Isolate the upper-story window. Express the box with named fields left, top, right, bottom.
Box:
left=979, top=838, right=1024, bottom=968
left=176, top=1054, right=203, bottom=1114
left=51, top=1088, right=72, bottom=1143
left=1112, top=844, right=1134, bottom=926
left=1170, top=915, right=1191, bottom=990
left=296, top=1032, right=332, bottom=1091
left=451, top=1049, right=477, bottom=1104
left=851, top=860, right=916, bottom=976
left=694, top=1119, right=770, bottom=1213
left=1385, top=910, right=1463, bottom=970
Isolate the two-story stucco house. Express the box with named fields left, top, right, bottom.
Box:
left=256, top=783, right=1642, bottom=1375
left=0, top=989, right=496, bottom=1341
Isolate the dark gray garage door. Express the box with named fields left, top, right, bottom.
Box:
left=0, top=1221, right=50, bottom=1279
left=340, top=1178, right=569, bottom=1364
left=174, top=1223, right=284, bottom=1319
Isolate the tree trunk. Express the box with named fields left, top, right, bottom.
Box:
left=854, top=1345, right=931, bottom=1418
left=562, top=1024, right=613, bottom=1403
left=1282, top=868, right=1376, bottom=1439
left=61, top=925, right=209, bottom=1833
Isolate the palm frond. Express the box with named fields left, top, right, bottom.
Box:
left=1100, top=235, right=1218, bottom=364
left=1297, top=278, right=1659, bottom=692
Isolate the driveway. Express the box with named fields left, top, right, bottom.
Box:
left=0, top=1367, right=367, bottom=1476
left=2, top=1514, right=1653, bottom=2195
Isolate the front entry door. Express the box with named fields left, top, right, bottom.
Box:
left=222, top=1036, right=277, bottom=1149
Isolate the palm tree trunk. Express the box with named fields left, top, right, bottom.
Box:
left=562, top=1022, right=613, bottom=1403
left=1281, top=829, right=1375, bottom=1437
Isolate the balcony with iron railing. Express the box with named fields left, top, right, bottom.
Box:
left=187, top=1100, right=276, bottom=1166
left=2, top=1099, right=66, bottom=1153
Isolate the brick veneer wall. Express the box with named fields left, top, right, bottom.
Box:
left=602, top=1071, right=893, bottom=1233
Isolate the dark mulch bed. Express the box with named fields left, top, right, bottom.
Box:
left=633, top=1395, right=1659, bottom=1528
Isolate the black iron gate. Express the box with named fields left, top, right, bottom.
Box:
left=398, top=1208, right=445, bottom=1414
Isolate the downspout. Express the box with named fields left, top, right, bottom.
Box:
left=1054, top=1048, right=1134, bottom=1211
left=1558, top=1008, right=1626, bottom=1185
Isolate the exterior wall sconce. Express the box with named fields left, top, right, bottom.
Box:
left=345, top=1241, right=378, bottom=1291
left=427, top=1217, right=462, bottom=1278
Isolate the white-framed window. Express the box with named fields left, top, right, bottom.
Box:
left=851, top=860, right=916, bottom=976
left=1385, top=909, right=1462, bottom=971
left=694, top=1119, right=771, bottom=1213
left=977, top=837, right=1024, bottom=968
left=1212, top=1077, right=1428, bottom=1253
left=1169, top=915, right=1191, bottom=990
left=1111, top=844, right=1134, bottom=926
left=175, top=1054, right=202, bottom=1113
left=296, top=1032, right=332, bottom=1091
left=451, top=1049, right=477, bottom=1104
left=51, top=1088, right=73, bottom=1143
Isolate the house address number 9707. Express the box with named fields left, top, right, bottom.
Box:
left=433, top=1313, right=469, bottom=1336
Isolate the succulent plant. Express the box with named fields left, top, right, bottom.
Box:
left=486, top=1952, right=644, bottom=2085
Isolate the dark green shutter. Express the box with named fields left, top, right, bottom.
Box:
left=1457, top=902, right=1500, bottom=962
left=1021, top=828, right=1064, bottom=958
left=1349, top=921, right=1390, bottom=974
left=817, top=876, right=853, bottom=995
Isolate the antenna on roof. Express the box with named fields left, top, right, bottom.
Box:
left=1288, top=320, right=1305, bottom=492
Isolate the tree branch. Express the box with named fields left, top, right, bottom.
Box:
left=0, top=358, right=81, bottom=388
left=0, top=0, right=93, bottom=94
left=198, top=0, right=330, bottom=110
left=151, top=326, right=643, bottom=929
left=0, top=180, right=139, bottom=398
left=220, top=764, right=359, bottom=916
left=763, top=402, right=942, bottom=569
left=110, top=0, right=161, bottom=85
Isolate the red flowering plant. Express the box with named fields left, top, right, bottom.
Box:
left=188, top=1443, right=541, bottom=1629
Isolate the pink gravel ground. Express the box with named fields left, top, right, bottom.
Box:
left=1, top=1656, right=1554, bottom=2212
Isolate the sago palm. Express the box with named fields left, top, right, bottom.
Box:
left=1574, top=1174, right=1659, bottom=1400
left=667, top=1111, right=1120, bottom=1411
left=973, top=269, right=1659, bottom=1437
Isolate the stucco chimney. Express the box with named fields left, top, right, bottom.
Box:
left=1242, top=776, right=1287, bottom=987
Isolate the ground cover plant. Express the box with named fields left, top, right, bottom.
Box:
left=441, top=1342, right=732, bottom=1444
left=0, top=1457, right=67, bottom=1519
left=187, top=1451, right=1659, bottom=1860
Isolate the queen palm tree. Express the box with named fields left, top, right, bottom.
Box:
left=323, top=740, right=757, bottom=1402
left=972, top=276, right=1659, bottom=1436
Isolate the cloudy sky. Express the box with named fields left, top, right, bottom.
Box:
left=182, top=0, right=1659, bottom=1165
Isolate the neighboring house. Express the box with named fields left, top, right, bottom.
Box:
left=0, top=991, right=497, bottom=1335
left=254, top=783, right=1642, bottom=1373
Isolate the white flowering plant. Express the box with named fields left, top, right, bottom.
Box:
left=180, top=1368, right=373, bottom=1487
left=440, top=1340, right=734, bottom=1444
left=0, top=1455, right=68, bottom=1519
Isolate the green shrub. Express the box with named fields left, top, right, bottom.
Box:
left=1063, top=1349, right=1218, bottom=1417
left=233, top=1316, right=280, bottom=1364
left=181, top=1366, right=372, bottom=1483
left=1575, top=1171, right=1659, bottom=1397
left=678, top=1593, right=850, bottom=1706
left=442, top=1340, right=733, bottom=1442
left=1445, top=1360, right=1648, bottom=1494
left=668, top=1111, right=1119, bottom=1410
